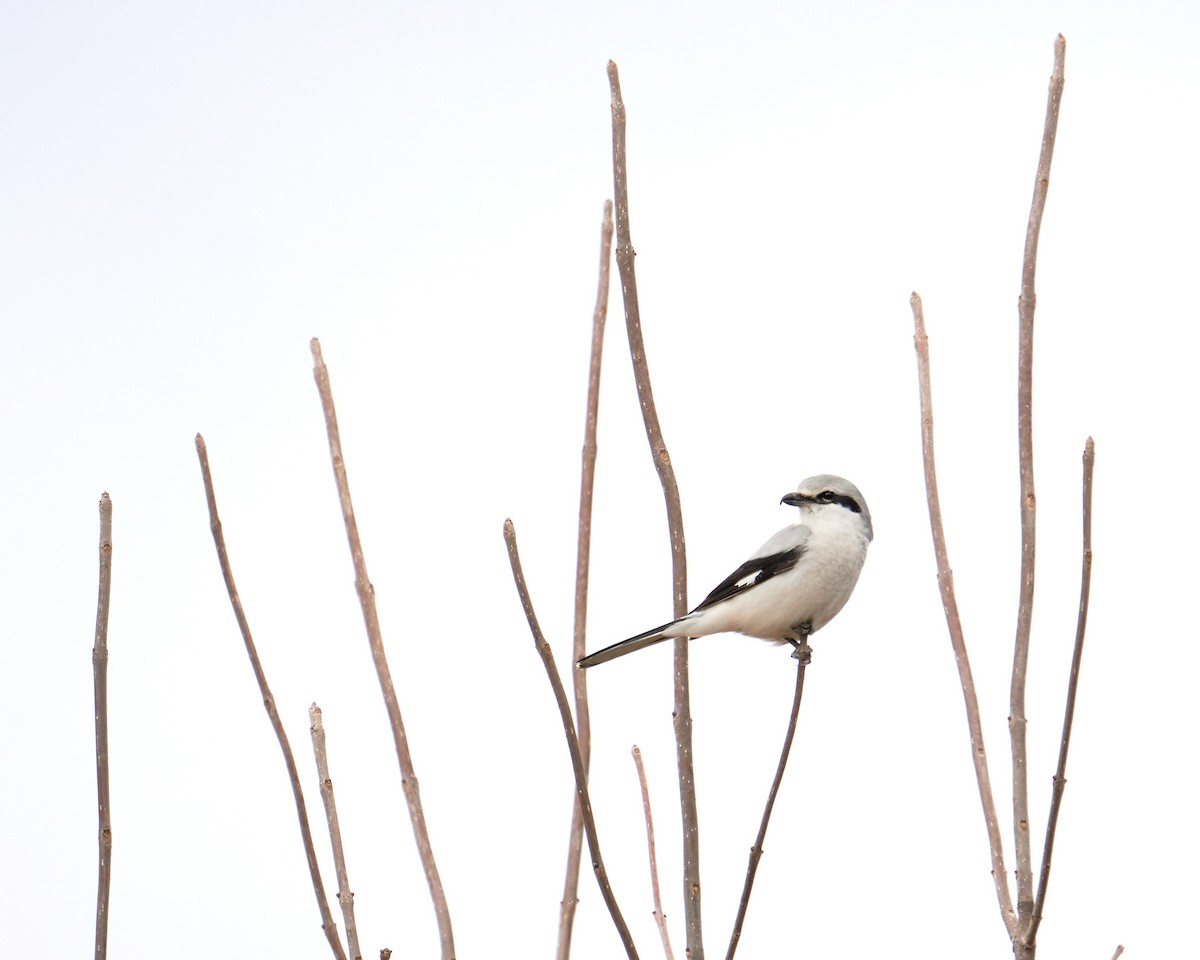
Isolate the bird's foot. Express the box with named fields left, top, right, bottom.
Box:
left=788, top=640, right=813, bottom=665
left=786, top=621, right=814, bottom=664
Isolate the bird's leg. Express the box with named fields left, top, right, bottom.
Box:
left=787, top=620, right=814, bottom=664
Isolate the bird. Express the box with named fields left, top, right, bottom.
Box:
left=578, top=474, right=872, bottom=668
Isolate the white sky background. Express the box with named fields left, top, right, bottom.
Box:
left=2, top=1, right=1197, bottom=957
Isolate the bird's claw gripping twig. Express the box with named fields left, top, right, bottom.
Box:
left=788, top=621, right=814, bottom=664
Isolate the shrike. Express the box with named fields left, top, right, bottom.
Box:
left=578, top=474, right=872, bottom=668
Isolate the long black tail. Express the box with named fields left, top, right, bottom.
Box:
left=577, top=621, right=678, bottom=668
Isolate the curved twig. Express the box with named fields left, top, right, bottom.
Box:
left=558, top=199, right=615, bottom=960
left=725, top=643, right=809, bottom=960
left=195, top=435, right=347, bottom=960
left=93, top=492, right=113, bottom=960
left=1027, top=438, right=1095, bottom=944
left=607, top=59, right=701, bottom=959
left=1011, top=36, right=1066, bottom=934
left=910, top=297, right=1017, bottom=937
left=309, top=340, right=455, bottom=960
left=503, top=519, right=640, bottom=960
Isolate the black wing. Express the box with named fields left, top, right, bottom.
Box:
left=693, top=545, right=806, bottom=612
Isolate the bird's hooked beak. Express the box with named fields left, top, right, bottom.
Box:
left=781, top=491, right=812, bottom=508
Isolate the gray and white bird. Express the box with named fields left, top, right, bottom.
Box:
left=578, top=474, right=872, bottom=668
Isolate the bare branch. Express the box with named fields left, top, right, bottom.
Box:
left=558, top=199, right=616, bottom=960
left=632, top=746, right=676, bottom=960
left=1109, top=946, right=1125, bottom=960
left=194, top=435, right=347, bottom=960
left=310, top=704, right=363, bottom=960
left=910, top=296, right=1017, bottom=937
left=607, top=59, right=702, bottom=959
left=602, top=67, right=687, bottom=612
left=93, top=492, right=113, bottom=960
left=309, top=340, right=455, bottom=959
left=725, top=643, right=810, bottom=960
left=1027, top=438, right=1095, bottom=944
left=503, top=519, right=640, bottom=960
left=1011, top=36, right=1066, bottom=934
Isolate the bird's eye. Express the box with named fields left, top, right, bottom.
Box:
left=818, top=490, right=835, bottom=503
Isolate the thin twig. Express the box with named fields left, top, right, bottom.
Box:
left=1011, top=36, right=1066, bottom=940
left=1109, top=946, right=1124, bottom=960
left=503, top=519, right=640, bottom=960
left=92, top=492, right=113, bottom=960
left=310, top=704, right=363, bottom=960
left=632, top=746, right=676, bottom=960
left=194, top=435, right=347, bottom=960
left=910, top=296, right=1017, bottom=937
left=558, top=199, right=615, bottom=960
left=607, top=59, right=702, bottom=960
left=309, top=339, right=455, bottom=960
left=725, top=644, right=809, bottom=960
left=1027, top=438, right=1094, bottom=944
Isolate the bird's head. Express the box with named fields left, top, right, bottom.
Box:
left=781, top=474, right=873, bottom=541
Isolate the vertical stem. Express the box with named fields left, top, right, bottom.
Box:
left=607, top=59, right=701, bottom=959
left=504, top=520, right=640, bottom=960
left=93, top=492, right=114, bottom=960
left=195, top=435, right=348, bottom=960
left=725, top=644, right=810, bottom=960
left=309, top=341, right=455, bottom=960
left=310, top=704, right=364, bottom=960
left=1011, top=37, right=1066, bottom=947
left=1027, top=438, right=1095, bottom=945
left=558, top=200, right=615, bottom=960
left=633, top=746, right=677, bottom=960
left=910, top=296, right=1017, bottom=937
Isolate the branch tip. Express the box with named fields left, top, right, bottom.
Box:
left=93, top=487, right=114, bottom=960
left=504, top=520, right=639, bottom=959
left=311, top=344, right=455, bottom=958
left=910, top=293, right=1017, bottom=936
left=194, top=440, right=347, bottom=960
left=558, top=194, right=616, bottom=959
left=606, top=55, right=699, bottom=955
left=309, top=702, right=363, bottom=960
